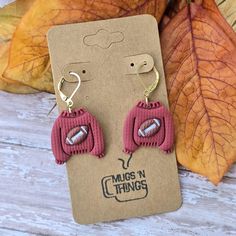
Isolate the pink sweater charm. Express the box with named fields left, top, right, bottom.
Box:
left=123, top=101, right=174, bottom=155
left=51, top=108, right=105, bottom=164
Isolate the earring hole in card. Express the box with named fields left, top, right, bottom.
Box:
left=62, top=63, right=92, bottom=83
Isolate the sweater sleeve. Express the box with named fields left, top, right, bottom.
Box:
left=158, top=106, right=175, bottom=153
left=123, top=108, right=138, bottom=154
left=88, top=113, right=105, bottom=158
left=51, top=118, right=70, bottom=164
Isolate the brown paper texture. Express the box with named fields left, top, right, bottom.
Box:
left=47, top=15, right=182, bottom=224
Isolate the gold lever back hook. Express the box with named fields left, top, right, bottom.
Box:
left=136, top=61, right=160, bottom=104
left=58, top=71, right=81, bottom=112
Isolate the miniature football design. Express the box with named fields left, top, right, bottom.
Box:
left=66, top=125, right=88, bottom=145
left=138, top=118, right=161, bottom=138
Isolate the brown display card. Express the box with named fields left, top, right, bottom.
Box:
left=47, top=15, right=182, bottom=224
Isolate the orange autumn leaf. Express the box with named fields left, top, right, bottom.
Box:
left=161, top=0, right=236, bottom=184
left=0, top=0, right=38, bottom=93
left=163, top=0, right=204, bottom=21
left=165, top=0, right=236, bottom=32
left=4, top=0, right=167, bottom=93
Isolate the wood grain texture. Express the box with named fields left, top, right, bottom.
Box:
left=0, top=91, right=235, bottom=236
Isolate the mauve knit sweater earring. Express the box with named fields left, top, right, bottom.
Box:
left=123, top=62, right=175, bottom=155
left=51, top=71, right=105, bottom=164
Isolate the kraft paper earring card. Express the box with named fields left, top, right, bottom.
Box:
left=47, top=14, right=182, bottom=224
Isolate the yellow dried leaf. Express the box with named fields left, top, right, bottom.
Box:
left=0, top=0, right=35, bottom=41
left=216, top=0, right=236, bottom=31
left=0, top=43, right=37, bottom=93
left=4, top=0, right=167, bottom=92
left=0, top=0, right=38, bottom=93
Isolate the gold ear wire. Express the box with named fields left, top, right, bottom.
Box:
left=136, top=61, right=160, bottom=104
left=58, top=71, right=81, bottom=112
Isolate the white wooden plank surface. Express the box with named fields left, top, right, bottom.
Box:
left=0, top=0, right=14, bottom=7
left=0, top=90, right=235, bottom=236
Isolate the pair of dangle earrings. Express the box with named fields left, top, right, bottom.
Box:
left=51, top=64, right=174, bottom=164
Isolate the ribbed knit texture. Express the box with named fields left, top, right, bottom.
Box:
left=123, top=100, right=174, bottom=154
left=51, top=108, right=104, bottom=164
